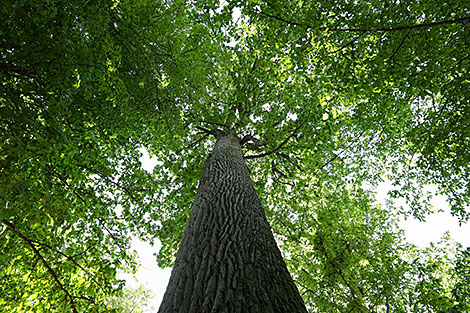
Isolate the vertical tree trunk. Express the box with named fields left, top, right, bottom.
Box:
left=158, top=132, right=307, bottom=313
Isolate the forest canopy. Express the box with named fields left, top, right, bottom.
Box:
left=1, top=0, right=469, bottom=312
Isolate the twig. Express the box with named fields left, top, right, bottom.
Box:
left=330, top=31, right=366, bottom=54
left=271, top=160, right=296, bottom=187
left=75, top=164, right=144, bottom=205
left=177, top=133, right=210, bottom=154
left=199, top=120, right=230, bottom=129
left=276, top=152, right=302, bottom=171
left=314, top=129, right=367, bottom=174
left=388, top=29, right=412, bottom=62
left=47, top=163, right=87, bottom=205
left=315, top=231, right=366, bottom=310
left=259, top=10, right=305, bottom=28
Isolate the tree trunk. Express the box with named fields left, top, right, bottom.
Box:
left=158, top=131, right=307, bottom=313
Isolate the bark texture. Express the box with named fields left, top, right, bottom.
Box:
left=158, top=132, right=307, bottom=313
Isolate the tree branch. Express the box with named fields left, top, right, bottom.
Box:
left=276, top=152, right=302, bottom=171
left=195, top=125, right=217, bottom=136
left=259, top=10, right=305, bottom=28
left=314, top=129, right=367, bottom=174
left=315, top=231, right=366, bottom=310
left=339, top=16, right=470, bottom=33
left=330, top=31, right=366, bottom=54
left=259, top=10, right=470, bottom=33
left=388, top=29, right=412, bottom=62
left=75, top=163, right=145, bottom=205
left=241, top=135, right=268, bottom=151
left=199, top=120, right=230, bottom=129
left=47, top=163, right=88, bottom=205
left=29, top=239, right=105, bottom=295
left=177, top=133, right=210, bottom=154
left=1, top=219, right=79, bottom=313
left=271, top=161, right=295, bottom=187
left=245, top=121, right=304, bottom=159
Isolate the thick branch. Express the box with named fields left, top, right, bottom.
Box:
left=199, top=120, right=230, bottom=129
left=195, top=125, right=217, bottom=136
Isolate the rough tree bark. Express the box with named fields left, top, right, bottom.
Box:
left=158, top=131, right=307, bottom=313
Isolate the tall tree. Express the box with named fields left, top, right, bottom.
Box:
left=158, top=131, right=307, bottom=312
left=1, top=0, right=469, bottom=312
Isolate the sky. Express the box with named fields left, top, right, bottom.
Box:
left=118, top=149, right=470, bottom=312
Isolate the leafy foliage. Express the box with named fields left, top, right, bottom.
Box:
left=1, top=0, right=469, bottom=311
left=1, top=0, right=173, bottom=310
left=106, top=285, right=155, bottom=313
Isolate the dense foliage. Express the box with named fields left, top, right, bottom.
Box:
left=1, top=0, right=469, bottom=312
left=106, top=285, right=156, bottom=313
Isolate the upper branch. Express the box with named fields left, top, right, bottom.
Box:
left=245, top=120, right=305, bottom=159
left=338, top=16, right=470, bottom=33
left=259, top=10, right=470, bottom=33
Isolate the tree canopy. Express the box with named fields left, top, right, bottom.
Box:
left=1, top=0, right=469, bottom=312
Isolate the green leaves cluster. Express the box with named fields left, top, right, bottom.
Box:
left=106, top=285, right=155, bottom=313
left=233, top=0, right=470, bottom=218
left=1, top=0, right=174, bottom=310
